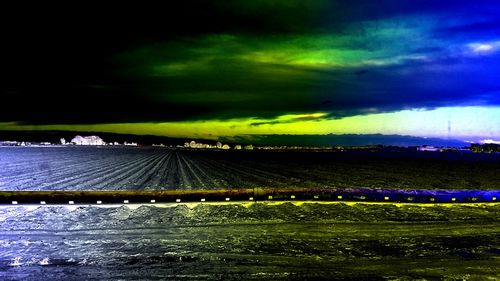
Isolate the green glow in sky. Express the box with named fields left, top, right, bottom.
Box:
left=1, top=106, right=498, bottom=141
left=2, top=1, right=500, bottom=142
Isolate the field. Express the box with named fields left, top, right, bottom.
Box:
left=1, top=147, right=499, bottom=191
left=1, top=146, right=499, bottom=280
left=0, top=202, right=498, bottom=280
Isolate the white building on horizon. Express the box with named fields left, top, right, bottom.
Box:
left=71, top=135, right=105, bottom=146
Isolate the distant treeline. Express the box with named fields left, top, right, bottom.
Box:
left=471, top=143, right=500, bottom=153
left=0, top=130, right=191, bottom=146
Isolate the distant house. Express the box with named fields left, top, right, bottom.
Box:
left=417, top=145, right=440, bottom=152
left=71, top=135, right=105, bottom=146
left=244, top=144, right=254, bottom=150
left=186, top=140, right=212, bottom=149
left=234, top=145, right=242, bottom=150
left=222, top=144, right=230, bottom=150
left=189, top=141, right=197, bottom=148
left=0, top=141, right=19, bottom=146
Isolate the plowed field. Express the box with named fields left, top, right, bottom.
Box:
left=1, top=147, right=499, bottom=190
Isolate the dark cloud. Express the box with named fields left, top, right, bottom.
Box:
left=1, top=1, right=500, bottom=125
left=109, top=50, right=500, bottom=122
left=221, top=134, right=467, bottom=147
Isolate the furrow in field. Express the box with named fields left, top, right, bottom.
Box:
left=177, top=152, right=210, bottom=188
left=42, top=151, right=155, bottom=190
left=180, top=152, right=231, bottom=188
left=33, top=153, right=137, bottom=189
left=142, top=151, right=175, bottom=189
left=180, top=153, right=226, bottom=188
left=0, top=157, right=98, bottom=190
left=83, top=152, right=165, bottom=190
left=117, top=152, right=171, bottom=189
left=202, top=152, right=362, bottom=188
left=0, top=148, right=152, bottom=190
left=0, top=149, right=100, bottom=189
left=162, top=150, right=181, bottom=188
left=34, top=150, right=157, bottom=190
left=188, top=153, right=273, bottom=188
left=174, top=151, right=192, bottom=189
left=216, top=157, right=288, bottom=187
left=185, top=156, right=250, bottom=188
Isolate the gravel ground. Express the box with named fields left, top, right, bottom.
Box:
left=0, top=202, right=498, bottom=280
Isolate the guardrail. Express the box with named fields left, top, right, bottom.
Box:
left=0, top=188, right=498, bottom=205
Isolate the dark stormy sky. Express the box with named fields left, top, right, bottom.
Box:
left=1, top=1, right=499, bottom=142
